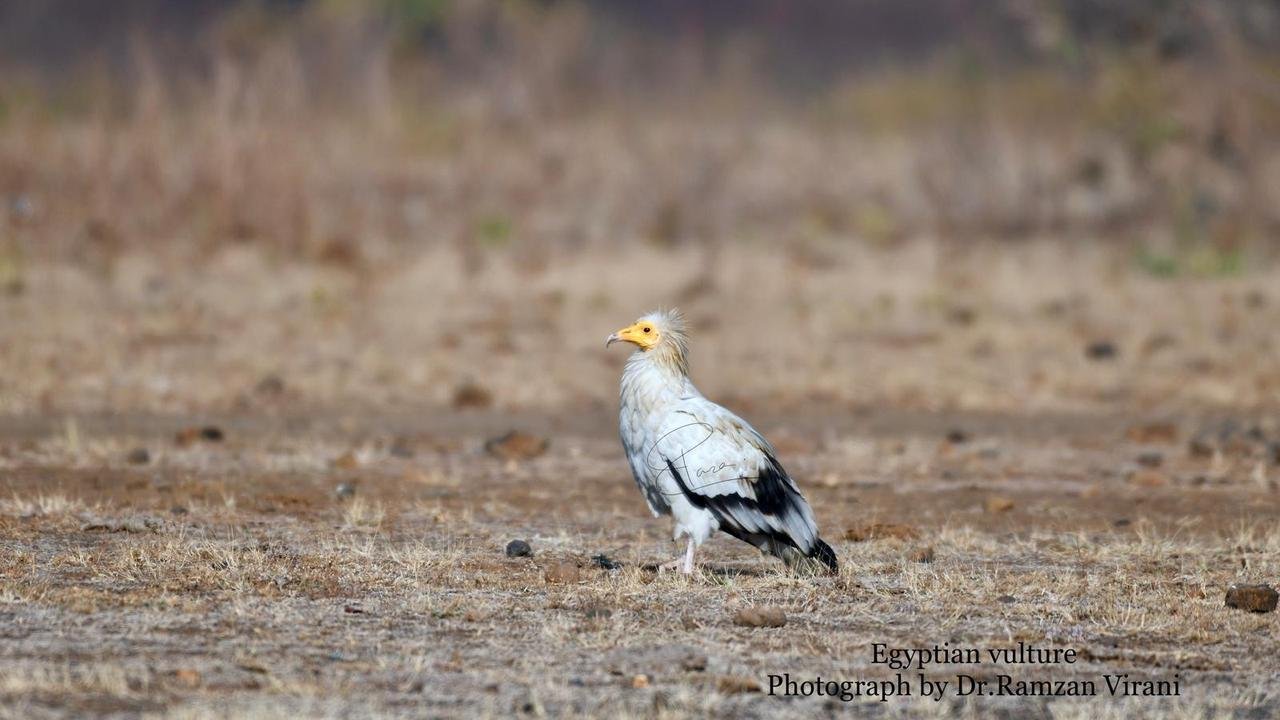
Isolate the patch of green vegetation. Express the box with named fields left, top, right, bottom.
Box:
left=317, top=0, right=449, bottom=47
left=852, top=202, right=899, bottom=247
left=1093, top=57, right=1185, bottom=163
left=1134, top=250, right=1180, bottom=278
left=1186, top=246, right=1244, bottom=277
left=475, top=215, right=512, bottom=248
left=1134, top=246, right=1245, bottom=279
left=0, top=246, right=25, bottom=296
left=310, top=284, right=348, bottom=319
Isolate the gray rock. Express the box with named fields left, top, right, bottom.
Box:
left=1225, top=584, right=1278, bottom=613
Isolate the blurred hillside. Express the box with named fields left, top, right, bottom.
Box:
left=0, top=0, right=1278, bottom=270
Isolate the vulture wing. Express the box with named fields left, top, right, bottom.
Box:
left=648, top=398, right=829, bottom=565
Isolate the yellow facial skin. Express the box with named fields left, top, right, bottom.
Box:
left=606, top=320, right=660, bottom=350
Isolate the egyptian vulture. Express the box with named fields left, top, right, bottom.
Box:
left=606, top=309, right=837, bottom=575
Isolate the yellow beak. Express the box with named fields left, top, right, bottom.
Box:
left=605, top=323, right=649, bottom=349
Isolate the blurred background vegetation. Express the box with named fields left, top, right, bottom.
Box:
left=1, top=0, right=1278, bottom=275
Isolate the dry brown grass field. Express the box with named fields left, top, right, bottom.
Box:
left=2, top=241, right=1280, bottom=719
left=3, top=3, right=1280, bottom=717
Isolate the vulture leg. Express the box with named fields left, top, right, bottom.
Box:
left=657, top=539, right=697, bottom=575
left=681, top=538, right=696, bottom=575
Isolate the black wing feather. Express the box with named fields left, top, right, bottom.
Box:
left=666, top=457, right=836, bottom=573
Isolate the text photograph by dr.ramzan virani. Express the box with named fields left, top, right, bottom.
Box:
left=0, top=2, right=1278, bottom=718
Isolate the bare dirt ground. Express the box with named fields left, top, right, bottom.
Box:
left=1, top=244, right=1279, bottom=718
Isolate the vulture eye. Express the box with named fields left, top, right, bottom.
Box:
left=643, top=327, right=651, bottom=333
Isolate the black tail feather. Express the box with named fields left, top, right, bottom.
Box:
left=667, top=458, right=838, bottom=575
left=809, top=538, right=838, bottom=574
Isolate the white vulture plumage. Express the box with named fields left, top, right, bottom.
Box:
left=606, top=309, right=837, bottom=575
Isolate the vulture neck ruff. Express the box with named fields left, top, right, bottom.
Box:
left=620, top=340, right=695, bottom=408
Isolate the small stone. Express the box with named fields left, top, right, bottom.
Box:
left=732, top=606, right=786, bottom=628
left=716, top=676, right=762, bottom=694
left=1140, top=333, right=1177, bottom=357
left=984, top=496, right=1015, bottom=513
left=544, top=562, right=581, bottom=584
left=679, top=653, right=708, bottom=671
left=909, top=546, right=935, bottom=563
left=1127, top=469, right=1168, bottom=488
left=331, top=451, right=359, bottom=470
left=318, top=236, right=363, bottom=269
left=945, top=428, right=969, bottom=444
left=946, top=306, right=976, bottom=326
left=235, top=660, right=268, bottom=675
left=591, top=553, right=622, bottom=570
left=1127, top=422, right=1179, bottom=444
left=996, top=594, right=1017, bottom=604
left=1188, top=434, right=1215, bottom=458
left=255, top=374, right=286, bottom=397
left=1224, top=584, right=1278, bottom=613
left=631, top=674, right=649, bottom=689
left=452, top=382, right=493, bottom=409
left=1085, top=341, right=1118, bottom=360
left=170, top=505, right=189, bottom=515
left=334, top=482, right=356, bottom=499
left=176, top=426, right=223, bottom=447
left=505, top=539, right=533, bottom=557
left=484, top=431, right=549, bottom=461
left=815, top=473, right=842, bottom=487
left=126, top=447, right=151, bottom=465
left=389, top=437, right=416, bottom=458
left=843, top=523, right=918, bottom=542
left=1136, top=452, right=1164, bottom=468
